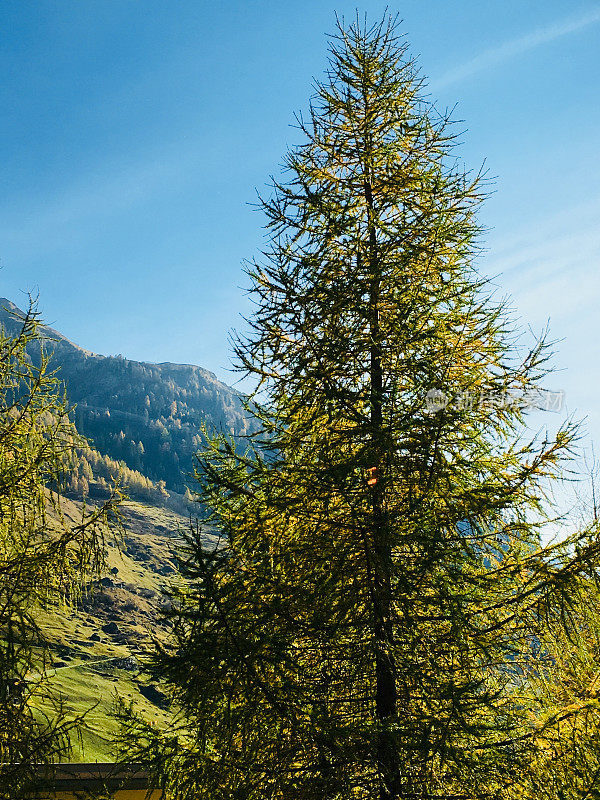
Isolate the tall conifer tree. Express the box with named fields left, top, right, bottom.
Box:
left=126, top=15, right=600, bottom=799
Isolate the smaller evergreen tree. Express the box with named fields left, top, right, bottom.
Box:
left=0, top=298, right=121, bottom=799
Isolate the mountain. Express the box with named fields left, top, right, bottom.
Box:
left=0, top=298, right=250, bottom=493
left=0, top=298, right=241, bottom=759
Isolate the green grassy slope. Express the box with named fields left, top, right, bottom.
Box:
left=39, top=497, right=210, bottom=762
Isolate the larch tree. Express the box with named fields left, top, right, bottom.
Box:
left=0, top=298, right=120, bottom=799
left=123, top=14, right=600, bottom=800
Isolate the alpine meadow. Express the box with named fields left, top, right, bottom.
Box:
left=114, top=14, right=600, bottom=800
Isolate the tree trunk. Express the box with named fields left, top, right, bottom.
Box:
left=364, top=177, right=401, bottom=799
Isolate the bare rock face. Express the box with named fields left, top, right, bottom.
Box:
left=115, top=656, right=139, bottom=671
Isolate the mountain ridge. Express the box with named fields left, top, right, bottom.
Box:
left=0, top=296, right=231, bottom=383
left=0, top=297, right=250, bottom=493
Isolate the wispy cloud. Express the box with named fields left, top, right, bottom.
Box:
left=484, top=196, right=600, bottom=322
left=432, top=6, right=600, bottom=90
left=482, top=197, right=600, bottom=439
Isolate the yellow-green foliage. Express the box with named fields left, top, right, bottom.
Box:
left=66, top=446, right=162, bottom=502
left=0, top=298, right=120, bottom=799
left=120, top=15, right=600, bottom=800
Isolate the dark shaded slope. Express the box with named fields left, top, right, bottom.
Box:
left=0, top=298, right=249, bottom=492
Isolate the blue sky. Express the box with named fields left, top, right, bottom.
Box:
left=1, top=1, right=599, bottom=477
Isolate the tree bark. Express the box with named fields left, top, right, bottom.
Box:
left=364, top=177, right=401, bottom=799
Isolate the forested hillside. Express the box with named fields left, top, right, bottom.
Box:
left=0, top=298, right=250, bottom=493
